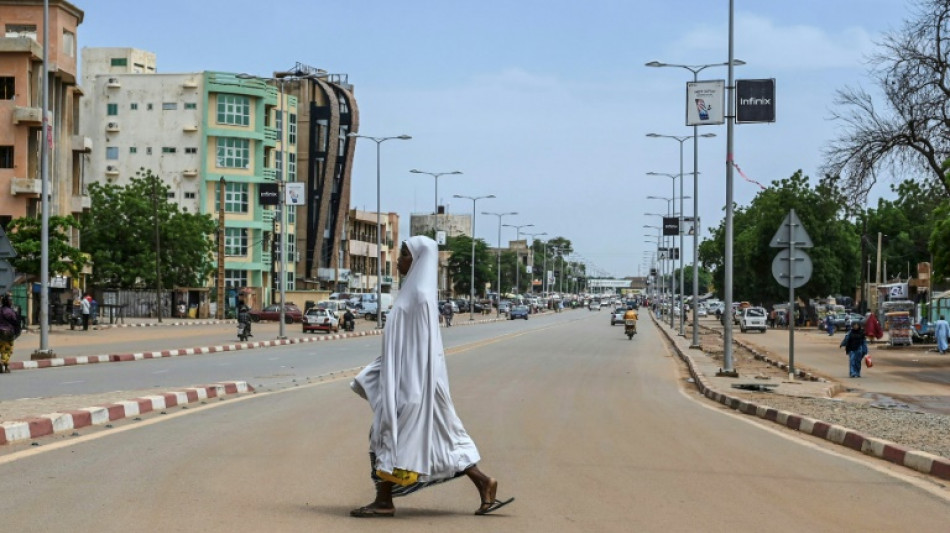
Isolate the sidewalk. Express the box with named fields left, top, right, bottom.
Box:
left=651, top=313, right=950, bottom=481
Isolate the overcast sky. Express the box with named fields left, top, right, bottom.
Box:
left=79, top=0, right=911, bottom=278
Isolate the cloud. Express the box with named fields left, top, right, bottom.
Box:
left=668, top=13, right=878, bottom=70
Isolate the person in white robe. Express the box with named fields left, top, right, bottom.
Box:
left=349, top=236, right=513, bottom=517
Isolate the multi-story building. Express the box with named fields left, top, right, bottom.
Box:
left=82, top=48, right=300, bottom=304
left=0, top=0, right=88, bottom=236
left=409, top=212, right=471, bottom=239
left=345, top=209, right=398, bottom=294
left=279, top=63, right=359, bottom=291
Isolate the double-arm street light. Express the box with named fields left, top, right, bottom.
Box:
left=455, top=194, right=495, bottom=320
left=646, top=57, right=745, bottom=365
left=349, top=133, right=412, bottom=328
left=239, top=69, right=324, bottom=339
left=483, top=210, right=517, bottom=317
left=646, top=194, right=689, bottom=328
left=502, top=223, right=534, bottom=295
left=647, top=133, right=715, bottom=338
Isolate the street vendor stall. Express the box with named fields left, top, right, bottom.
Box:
left=885, top=311, right=913, bottom=346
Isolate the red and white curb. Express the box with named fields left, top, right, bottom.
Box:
left=0, top=381, right=254, bottom=445
left=654, top=315, right=950, bottom=482
left=9, top=317, right=506, bottom=372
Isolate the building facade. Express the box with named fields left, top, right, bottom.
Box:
left=81, top=50, right=300, bottom=304
left=409, top=212, right=472, bottom=240
left=0, top=0, right=88, bottom=237
left=345, top=208, right=398, bottom=294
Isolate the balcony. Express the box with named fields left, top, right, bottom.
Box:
left=13, top=106, right=42, bottom=125
left=70, top=195, right=91, bottom=213
left=263, top=167, right=277, bottom=181
left=10, top=177, right=41, bottom=197
left=264, top=127, right=278, bottom=146
left=71, top=134, right=92, bottom=153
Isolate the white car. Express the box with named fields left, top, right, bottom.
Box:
left=302, top=308, right=339, bottom=333
left=589, top=300, right=602, bottom=311
left=738, top=307, right=768, bottom=333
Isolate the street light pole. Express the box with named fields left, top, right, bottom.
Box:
left=646, top=54, right=744, bottom=364
left=412, top=169, right=462, bottom=299
left=454, top=194, right=495, bottom=320
left=483, top=211, right=517, bottom=317
left=502, top=223, right=534, bottom=295
left=522, top=231, right=547, bottom=295
left=349, top=133, right=412, bottom=329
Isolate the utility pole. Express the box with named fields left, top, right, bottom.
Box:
left=217, top=177, right=225, bottom=319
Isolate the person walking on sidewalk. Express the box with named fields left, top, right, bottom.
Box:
left=349, top=236, right=513, bottom=518
left=0, top=293, right=22, bottom=373
left=935, top=315, right=950, bottom=355
left=840, top=321, right=867, bottom=378
left=80, top=293, right=91, bottom=331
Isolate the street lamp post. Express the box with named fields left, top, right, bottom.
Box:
left=522, top=231, right=547, bottom=295
left=239, top=69, right=324, bottom=339
left=483, top=210, right=517, bottom=317
left=502, top=223, right=534, bottom=295
left=646, top=56, right=744, bottom=365
left=646, top=194, right=690, bottom=328
left=647, top=133, right=715, bottom=338
left=454, top=194, right=495, bottom=320
left=644, top=223, right=665, bottom=320
left=412, top=169, right=462, bottom=299
left=349, top=133, right=412, bottom=329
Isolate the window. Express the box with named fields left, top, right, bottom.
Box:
left=216, top=94, right=250, bottom=126
left=225, top=227, right=248, bottom=256
left=162, top=147, right=176, bottom=154
left=289, top=113, right=297, bottom=144
left=110, top=57, right=128, bottom=67
left=216, top=137, right=249, bottom=168
left=184, top=102, right=197, bottom=110
left=106, top=147, right=119, bottom=160
left=338, top=126, right=348, bottom=156
left=224, top=269, right=247, bottom=288
left=162, top=102, right=177, bottom=110
left=184, top=192, right=196, bottom=199
left=62, top=30, right=75, bottom=57
left=287, top=205, right=296, bottom=225
left=0, top=146, right=12, bottom=168
left=184, top=147, right=197, bottom=154
left=166, top=191, right=175, bottom=199
left=146, top=147, right=153, bottom=155
left=0, top=77, right=14, bottom=100
left=275, top=110, right=283, bottom=137
left=5, top=24, right=37, bottom=39
left=288, top=153, right=296, bottom=181
left=339, top=96, right=349, bottom=114
left=130, top=103, right=138, bottom=110
left=215, top=182, right=249, bottom=213
left=107, top=103, right=118, bottom=116
left=275, top=150, right=282, bottom=181
left=147, top=103, right=153, bottom=111
left=129, top=147, right=137, bottom=154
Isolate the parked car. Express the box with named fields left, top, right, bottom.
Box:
left=611, top=307, right=625, bottom=326
left=453, top=299, right=471, bottom=313
left=249, top=303, right=303, bottom=323
left=696, top=305, right=708, bottom=317
left=738, top=306, right=767, bottom=333
left=438, top=300, right=460, bottom=314
left=509, top=305, right=529, bottom=320
left=302, top=307, right=339, bottom=333
left=833, top=312, right=866, bottom=329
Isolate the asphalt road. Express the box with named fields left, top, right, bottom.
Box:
left=1, top=311, right=949, bottom=532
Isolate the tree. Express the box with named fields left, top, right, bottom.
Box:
left=83, top=168, right=217, bottom=289
left=444, top=235, right=494, bottom=298
left=823, top=0, right=950, bottom=205
left=6, top=215, right=87, bottom=279
left=699, top=171, right=860, bottom=305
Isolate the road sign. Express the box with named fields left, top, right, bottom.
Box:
left=769, top=210, right=813, bottom=248
left=0, top=259, right=14, bottom=293
left=0, top=226, right=16, bottom=258
left=771, top=248, right=812, bottom=289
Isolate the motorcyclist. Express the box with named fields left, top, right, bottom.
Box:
left=623, top=306, right=639, bottom=337
left=342, top=308, right=356, bottom=331
left=237, top=298, right=252, bottom=337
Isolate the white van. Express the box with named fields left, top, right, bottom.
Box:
left=358, top=293, right=393, bottom=319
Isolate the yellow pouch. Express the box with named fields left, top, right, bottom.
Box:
left=376, top=468, right=419, bottom=486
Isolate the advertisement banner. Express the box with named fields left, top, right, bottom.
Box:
left=736, top=79, right=776, bottom=123
left=686, top=80, right=725, bottom=126
left=285, top=182, right=306, bottom=205
left=259, top=183, right=279, bottom=206
left=662, top=217, right=680, bottom=236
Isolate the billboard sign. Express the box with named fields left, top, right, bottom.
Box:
left=285, top=182, right=306, bottom=205
left=736, top=79, right=776, bottom=123
left=259, top=183, right=279, bottom=206
left=662, top=217, right=679, bottom=236
left=686, top=80, right=725, bottom=126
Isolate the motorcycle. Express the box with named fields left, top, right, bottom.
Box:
left=624, top=319, right=637, bottom=340
left=342, top=314, right=355, bottom=332
left=237, top=320, right=249, bottom=342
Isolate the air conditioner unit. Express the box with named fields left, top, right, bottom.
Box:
left=106, top=165, right=119, bottom=173
left=107, top=122, right=119, bottom=130
left=106, top=77, right=120, bottom=88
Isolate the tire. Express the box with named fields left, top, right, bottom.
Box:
left=627, top=333, right=634, bottom=340
left=285, top=315, right=294, bottom=324
left=740, top=325, right=746, bottom=333
left=250, top=315, right=260, bottom=323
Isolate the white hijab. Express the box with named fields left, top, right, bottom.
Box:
left=352, top=235, right=480, bottom=481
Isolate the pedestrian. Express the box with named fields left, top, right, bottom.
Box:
left=768, top=309, right=776, bottom=329
left=349, top=236, right=513, bottom=518
left=840, top=321, right=867, bottom=378
left=935, top=315, right=950, bottom=355
left=80, top=293, right=92, bottom=331
left=0, top=293, right=22, bottom=373
left=825, top=313, right=835, bottom=336
left=442, top=300, right=454, bottom=327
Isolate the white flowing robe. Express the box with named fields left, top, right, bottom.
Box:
left=352, top=236, right=480, bottom=483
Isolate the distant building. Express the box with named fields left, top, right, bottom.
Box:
left=345, top=209, right=398, bottom=294
left=410, top=212, right=471, bottom=239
